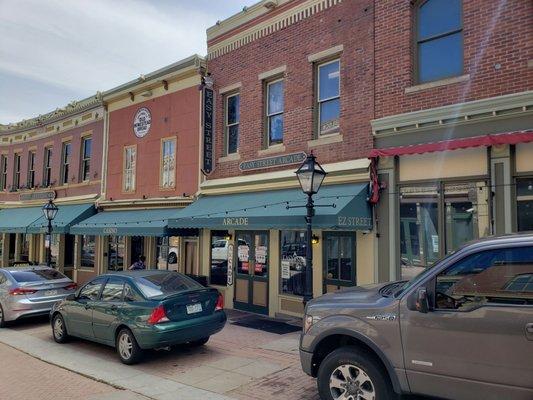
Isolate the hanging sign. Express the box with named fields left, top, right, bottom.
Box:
left=227, top=242, right=234, bottom=286
left=239, top=152, right=306, bottom=172
left=202, top=87, right=214, bottom=174
left=133, top=107, right=151, bottom=138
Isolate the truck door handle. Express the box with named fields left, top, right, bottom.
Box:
left=526, top=323, right=533, bottom=341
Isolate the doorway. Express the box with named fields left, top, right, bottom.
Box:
left=323, top=232, right=356, bottom=293
left=234, top=231, right=269, bottom=315
left=184, top=238, right=198, bottom=276
left=130, top=236, right=144, bottom=266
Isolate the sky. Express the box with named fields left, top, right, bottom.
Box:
left=0, top=0, right=256, bottom=124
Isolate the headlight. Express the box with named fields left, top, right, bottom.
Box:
left=303, top=314, right=320, bottom=333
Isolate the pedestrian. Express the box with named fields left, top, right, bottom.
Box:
left=129, top=255, right=146, bottom=270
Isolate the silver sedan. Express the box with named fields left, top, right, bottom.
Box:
left=0, top=266, right=77, bottom=327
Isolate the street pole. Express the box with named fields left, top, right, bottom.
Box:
left=47, top=218, right=52, bottom=268
left=303, top=193, right=314, bottom=305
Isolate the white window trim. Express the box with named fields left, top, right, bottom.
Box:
left=266, top=78, right=284, bottom=147
left=160, top=137, right=176, bottom=189
left=225, top=93, right=240, bottom=155
left=81, top=137, right=92, bottom=182
left=123, top=145, right=137, bottom=193
left=317, top=59, right=341, bottom=137
left=61, top=142, right=71, bottom=185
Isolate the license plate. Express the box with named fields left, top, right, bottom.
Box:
left=186, top=303, right=202, bottom=314
left=44, top=290, right=57, bottom=296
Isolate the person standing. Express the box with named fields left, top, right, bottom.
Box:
left=129, top=255, right=146, bottom=270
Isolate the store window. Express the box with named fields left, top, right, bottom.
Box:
left=156, top=236, right=180, bottom=271
left=43, top=146, right=52, bottom=187
left=400, top=181, right=490, bottom=280
left=50, top=234, right=60, bottom=266
left=81, top=137, right=92, bottom=182
left=210, top=231, right=230, bottom=286
left=13, top=153, right=21, bottom=190
left=108, top=236, right=125, bottom=271
left=0, top=155, right=7, bottom=191
left=61, top=142, right=71, bottom=185
left=27, top=151, right=35, bottom=189
left=266, top=79, right=284, bottom=146
left=280, top=230, right=307, bottom=296
left=123, top=146, right=136, bottom=192
left=517, top=178, right=533, bottom=232
left=225, top=93, right=240, bottom=155
left=160, top=138, right=176, bottom=189
left=416, top=0, right=463, bottom=83
left=323, top=232, right=356, bottom=291
left=317, top=59, right=340, bottom=136
left=80, top=235, right=96, bottom=268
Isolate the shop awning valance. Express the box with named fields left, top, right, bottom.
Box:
left=369, top=130, right=533, bottom=158
left=69, top=208, right=184, bottom=237
left=168, top=183, right=372, bottom=231
left=0, top=203, right=95, bottom=234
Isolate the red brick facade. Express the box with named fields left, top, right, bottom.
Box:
left=207, top=0, right=375, bottom=180
left=375, top=0, right=532, bottom=119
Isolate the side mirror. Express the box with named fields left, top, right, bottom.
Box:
left=416, top=287, right=429, bottom=313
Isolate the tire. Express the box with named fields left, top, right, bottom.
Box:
left=189, top=337, right=209, bottom=347
left=317, top=346, right=397, bottom=400
left=116, top=328, right=143, bottom=365
left=0, top=304, right=6, bottom=328
left=52, top=313, right=69, bottom=343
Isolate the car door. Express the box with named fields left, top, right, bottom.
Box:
left=66, top=277, right=106, bottom=338
left=400, top=244, right=533, bottom=400
left=92, top=277, right=125, bottom=344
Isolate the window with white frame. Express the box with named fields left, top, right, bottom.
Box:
left=27, top=151, right=35, bottom=189
left=61, top=141, right=71, bottom=185
left=266, top=79, right=284, bottom=146
left=43, top=146, right=52, bottom=186
left=13, top=153, right=21, bottom=190
left=0, top=155, right=7, bottom=191
left=160, top=138, right=176, bottom=188
left=225, top=93, right=240, bottom=155
left=81, top=137, right=92, bottom=181
left=317, top=59, right=340, bottom=136
left=123, top=146, right=136, bottom=192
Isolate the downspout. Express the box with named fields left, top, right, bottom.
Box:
left=100, top=103, right=109, bottom=204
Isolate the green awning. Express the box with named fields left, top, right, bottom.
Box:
left=70, top=208, right=184, bottom=236
left=0, top=203, right=95, bottom=234
left=168, top=183, right=372, bottom=230
left=28, top=203, right=96, bottom=234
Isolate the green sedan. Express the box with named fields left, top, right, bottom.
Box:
left=50, top=270, right=226, bottom=364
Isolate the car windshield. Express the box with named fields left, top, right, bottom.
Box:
left=135, top=272, right=201, bottom=299
left=10, top=269, right=67, bottom=283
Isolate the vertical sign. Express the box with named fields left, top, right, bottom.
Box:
left=227, top=242, right=234, bottom=286
left=202, top=87, right=214, bottom=174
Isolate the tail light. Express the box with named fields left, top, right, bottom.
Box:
left=65, top=283, right=78, bottom=291
left=9, top=287, right=37, bottom=296
left=215, top=293, right=224, bottom=311
left=147, top=305, right=170, bottom=325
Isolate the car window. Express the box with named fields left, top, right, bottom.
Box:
left=79, top=277, right=106, bottom=301
left=0, top=273, right=6, bottom=285
left=10, top=269, right=67, bottom=283
left=435, top=246, right=533, bottom=310
left=135, top=272, right=201, bottom=299
left=101, top=277, right=124, bottom=302
left=123, top=283, right=144, bottom=302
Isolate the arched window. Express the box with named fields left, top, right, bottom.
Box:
left=416, top=0, right=463, bottom=83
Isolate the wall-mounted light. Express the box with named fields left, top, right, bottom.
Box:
left=311, top=234, right=320, bottom=244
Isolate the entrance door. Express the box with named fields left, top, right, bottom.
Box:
left=323, top=232, right=356, bottom=293
left=234, top=231, right=269, bottom=315
left=130, top=236, right=144, bottom=265
left=184, top=239, right=198, bottom=275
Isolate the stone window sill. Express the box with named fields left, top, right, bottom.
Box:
left=219, top=153, right=241, bottom=163
left=258, top=144, right=286, bottom=156
left=405, top=74, right=470, bottom=94
left=307, top=133, right=343, bottom=148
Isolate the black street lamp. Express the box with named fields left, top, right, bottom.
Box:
left=295, top=153, right=327, bottom=305
left=42, top=199, right=58, bottom=268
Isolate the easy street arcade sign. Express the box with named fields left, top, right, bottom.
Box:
left=202, top=87, right=214, bottom=174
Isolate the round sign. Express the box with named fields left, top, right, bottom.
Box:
left=133, top=107, right=151, bottom=138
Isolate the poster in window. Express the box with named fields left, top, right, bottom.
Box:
left=281, top=260, right=291, bottom=280
left=238, top=245, right=249, bottom=262
left=255, top=245, right=267, bottom=264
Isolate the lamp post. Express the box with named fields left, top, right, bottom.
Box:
left=42, top=199, right=58, bottom=268
left=295, top=153, right=327, bottom=305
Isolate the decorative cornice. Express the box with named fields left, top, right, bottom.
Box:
left=207, top=0, right=342, bottom=60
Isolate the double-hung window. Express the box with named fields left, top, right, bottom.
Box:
left=160, top=138, right=176, bottom=189
left=61, top=141, right=71, bottom=185
left=0, top=155, right=7, bottom=191
left=317, top=60, right=340, bottom=136
left=13, top=153, right=21, bottom=190
left=225, top=93, right=240, bottom=155
left=123, top=145, right=136, bottom=193
left=27, top=151, right=35, bottom=189
left=416, top=0, right=463, bottom=83
left=43, top=147, right=52, bottom=186
left=266, top=79, right=284, bottom=146
left=81, top=137, right=92, bottom=181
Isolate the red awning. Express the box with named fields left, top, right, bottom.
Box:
left=370, top=130, right=533, bottom=158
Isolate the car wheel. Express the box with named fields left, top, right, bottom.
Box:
left=0, top=304, right=6, bottom=328
left=189, top=337, right=209, bottom=347
left=116, top=328, right=143, bottom=365
left=168, top=252, right=177, bottom=264
left=52, top=313, right=69, bottom=343
left=317, top=346, right=397, bottom=400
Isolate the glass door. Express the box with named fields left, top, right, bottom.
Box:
left=234, top=231, right=269, bottom=315
left=323, top=232, right=356, bottom=293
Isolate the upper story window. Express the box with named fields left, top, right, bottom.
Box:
left=27, top=151, right=36, bottom=189
left=13, top=153, right=21, bottom=190
left=266, top=79, right=284, bottom=146
left=43, top=146, right=52, bottom=187
left=416, top=0, right=463, bottom=83
left=123, top=145, right=136, bottom=193
left=61, top=141, right=71, bottom=185
left=160, top=138, right=176, bottom=189
left=81, top=136, right=92, bottom=182
left=317, top=59, right=340, bottom=136
left=0, top=155, right=7, bottom=191
left=225, top=93, right=240, bottom=155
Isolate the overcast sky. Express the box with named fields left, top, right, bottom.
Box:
left=0, top=0, right=256, bottom=124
